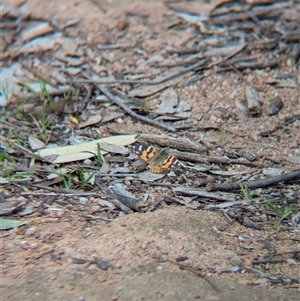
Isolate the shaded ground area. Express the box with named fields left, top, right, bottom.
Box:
left=1, top=0, right=300, bottom=300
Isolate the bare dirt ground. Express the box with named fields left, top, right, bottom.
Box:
left=1, top=0, right=300, bottom=300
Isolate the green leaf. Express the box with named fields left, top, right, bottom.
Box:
left=0, top=218, right=30, bottom=230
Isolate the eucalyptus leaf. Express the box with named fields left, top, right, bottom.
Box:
left=0, top=218, right=30, bottom=230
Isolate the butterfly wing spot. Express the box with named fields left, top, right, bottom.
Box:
left=149, top=165, right=164, bottom=173
left=142, top=147, right=159, bottom=162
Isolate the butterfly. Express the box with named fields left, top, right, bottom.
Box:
left=130, top=144, right=180, bottom=173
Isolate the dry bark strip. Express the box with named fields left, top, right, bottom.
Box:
left=171, top=149, right=259, bottom=167
left=137, top=133, right=206, bottom=153
left=110, top=183, right=146, bottom=212
left=204, top=199, right=253, bottom=210
left=173, top=187, right=237, bottom=202
left=210, top=169, right=300, bottom=192
left=95, top=177, right=132, bottom=213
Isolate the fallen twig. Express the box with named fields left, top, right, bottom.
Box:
left=252, top=259, right=285, bottom=265
left=165, top=259, right=220, bottom=292
left=173, top=186, right=237, bottom=202
left=259, top=114, right=300, bottom=137
left=95, top=177, right=132, bottom=213
left=171, top=149, right=259, bottom=167
left=210, top=169, right=300, bottom=191
left=0, top=135, right=54, bottom=164
left=137, top=133, right=206, bottom=153
left=243, top=265, right=299, bottom=285
left=97, top=85, right=176, bottom=132
left=25, top=249, right=55, bottom=265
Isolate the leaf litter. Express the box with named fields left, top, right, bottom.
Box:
left=1, top=0, right=300, bottom=300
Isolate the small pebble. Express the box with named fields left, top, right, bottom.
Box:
left=238, top=235, right=244, bottom=242
left=18, top=241, right=29, bottom=250
left=54, top=230, right=63, bottom=237
left=25, top=226, right=37, bottom=237
left=83, top=159, right=93, bottom=166
left=78, top=197, right=88, bottom=204
left=151, top=250, right=162, bottom=260
left=287, top=259, right=297, bottom=266
left=29, top=242, right=39, bottom=249
left=232, top=266, right=241, bottom=273
left=156, top=265, right=163, bottom=272
left=175, top=255, right=188, bottom=262
left=116, top=117, right=124, bottom=124
left=94, top=257, right=110, bottom=270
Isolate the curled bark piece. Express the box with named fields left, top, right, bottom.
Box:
left=110, top=183, right=145, bottom=212
left=268, top=94, right=283, bottom=116
left=246, top=86, right=262, bottom=115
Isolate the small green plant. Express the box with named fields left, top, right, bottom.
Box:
left=31, top=109, right=54, bottom=140
left=82, top=143, right=103, bottom=166
left=0, top=131, right=22, bottom=163
left=0, top=80, right=11, bottom=102
left=37, top=110, right=51, bottom=137
left=5, top=128, right=23, bottom=144
left=1, top=164, right=14, bottom=179
left=37, top=78, right=51, bottom=105
left=63, top=86, right=73, bottom=99
left=238, top=180, right=253, bottom=199
left=0, top=148, right=13, bottom=162
left=21, top=82, right=39, bottom=95
left=21, top=77, right=53, bottom=106
left=15, top=98, right=27, bottom=119
left=264, top=198, right=297, bottom=224
left=1, top=164, right=33, bottom=181
left=76, top=165, right=95, bottom=188
left=53, top=168, right=73, bottom=189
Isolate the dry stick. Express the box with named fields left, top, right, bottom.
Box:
left=259, top=114, right=300, bottom=137
left=171, top=150, right=259, bottom=167
left=222, top=59, right=265, bottom=91
left=211, top=169, right=300, bottom=192
left=95, top=177, right=132, bottom=213
left=252, top=258, right=285, bottom=265
left=25, top=249, right=55, bottom=265
left=165, top=260, right=220, bottom=292
left=265, top=249, right=300, bottom=257
left=242, top=265, right=299, bottom=285
left=0, top=136, right=54, bottom=165
left=70, top=59, right=207, bottom=85
left=97, top=85, right=176, bottom=132
left=138, top=133, right=207, bottom=153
